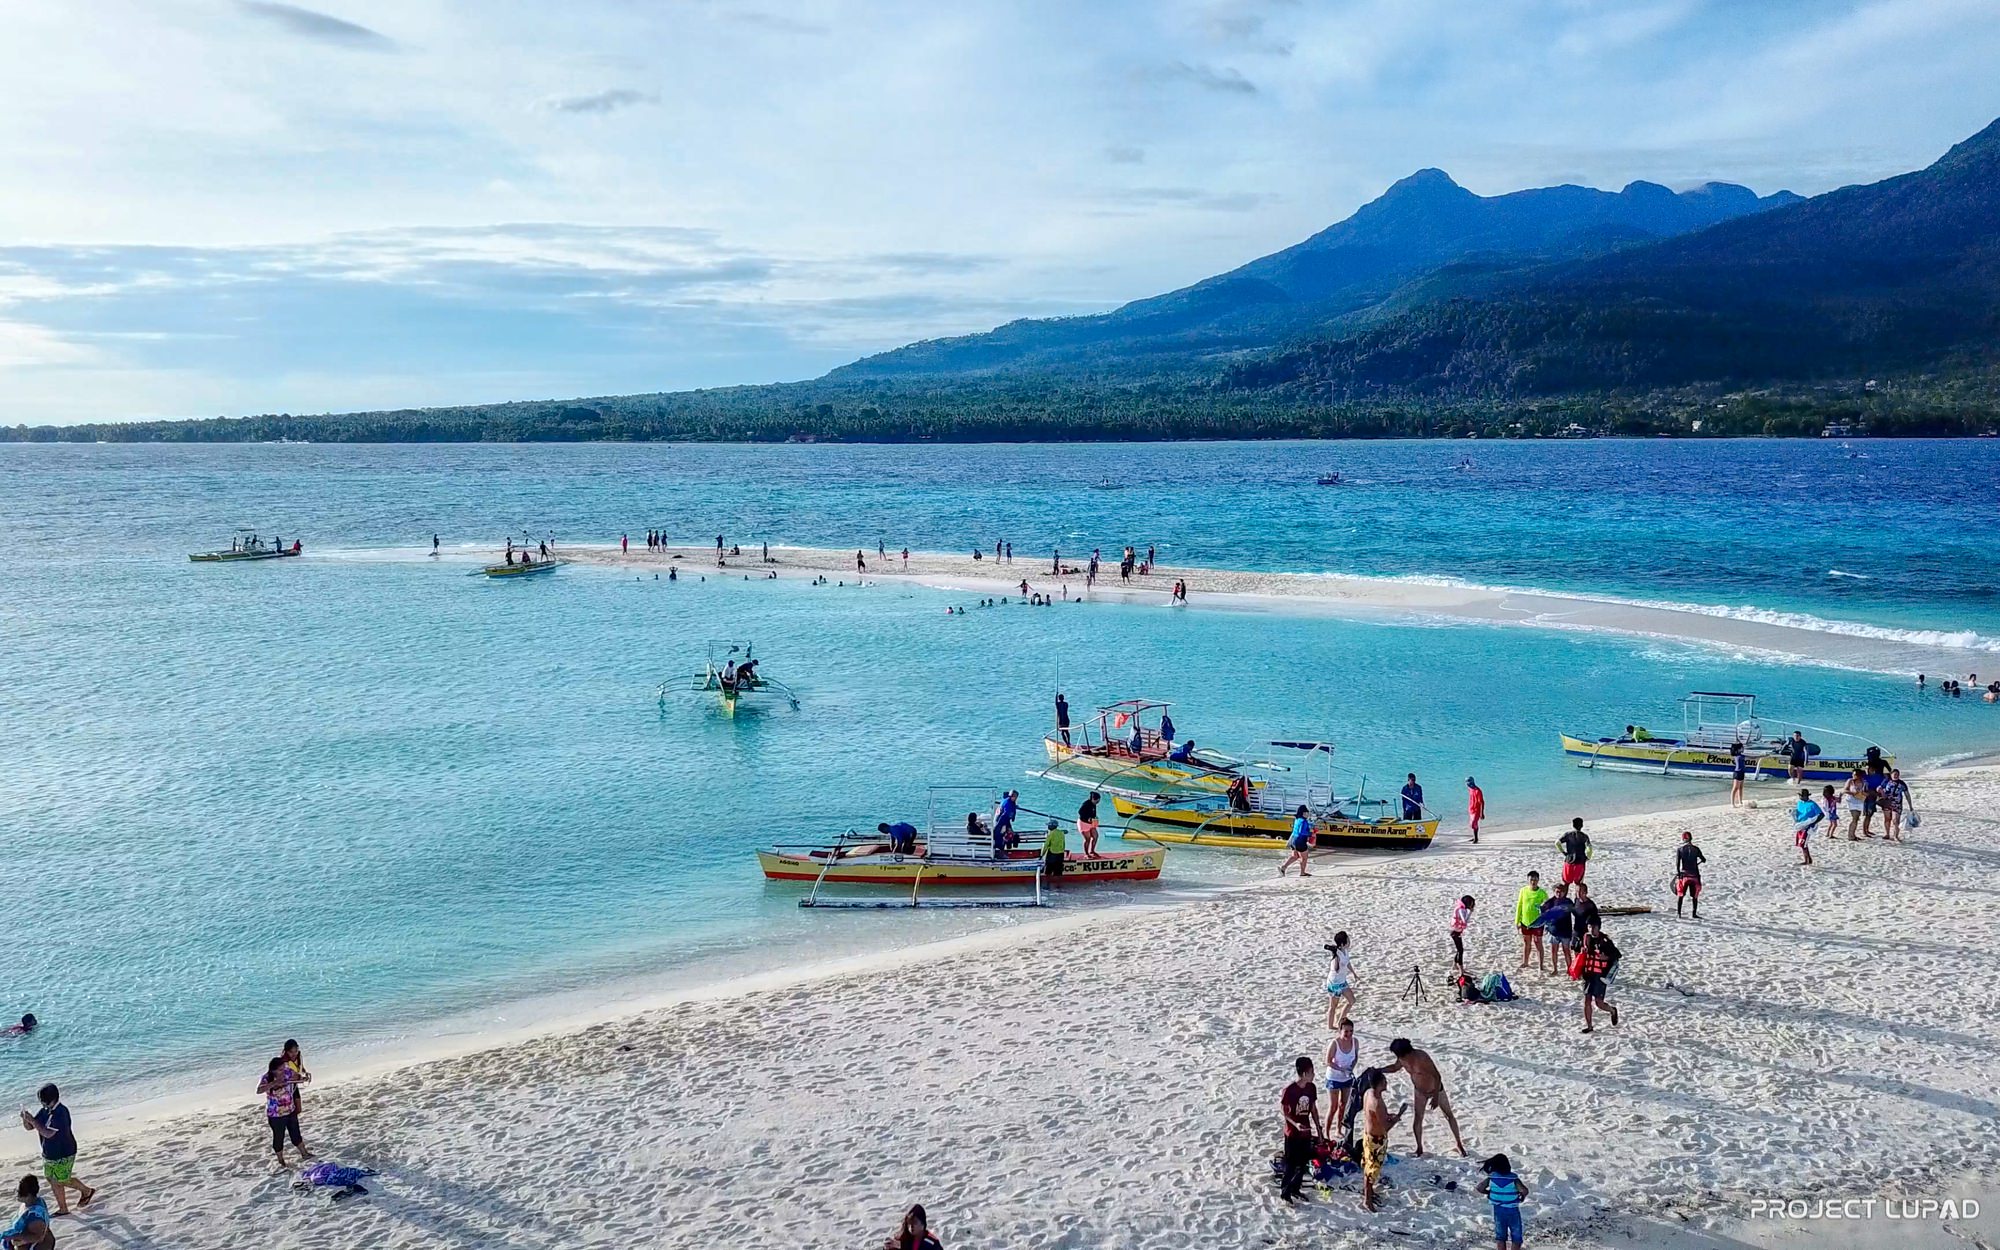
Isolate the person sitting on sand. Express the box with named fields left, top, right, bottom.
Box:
left=1278, top=807, right=1314, bottom=878
left=1577, top=920, right=1621, bottom=1033
left=1357, top=1069, right=1402, bottom=1212
left=1380, top=1039, right=1466, bottom=1157
left=2, top=1177, right=52, bottom=1250
left=1477, top=1152, right=1531, bottom=1250
left=884, top=1203, right=942, bottom=1250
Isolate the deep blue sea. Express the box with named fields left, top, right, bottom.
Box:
left=4, top=439, right=1998, bottom=1102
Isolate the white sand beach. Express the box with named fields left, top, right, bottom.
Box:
left=564, top=542, right=2000, bottom=677
left=32, top=767, right=2000, bottom=1248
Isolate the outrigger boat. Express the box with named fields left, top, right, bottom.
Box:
left=189, top=531, right=301, bottom=562
left=1561, top=692, right=1890, bottom=782
left=480, top=540, right=558, bottom=577
left=671, top=641, right=799, bottom=712
left=1039, top=699, right=1247, bottom=798
left=1114, top=741, right=1437, bottom=851
left=757, top=786, right=1165, bottom=909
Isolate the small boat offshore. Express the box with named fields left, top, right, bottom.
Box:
left=190, top=531, right=301, bottom=562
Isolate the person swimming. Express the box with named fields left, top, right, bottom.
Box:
left=2, top=1014, right=34, bottom=1036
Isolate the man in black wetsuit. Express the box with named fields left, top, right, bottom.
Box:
left=1673, top=830, right=1706, bottom=919
left=1055, top=692, right=1071, bottom=746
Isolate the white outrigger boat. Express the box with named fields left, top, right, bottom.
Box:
left=667, top=641, right=799, bottom=713
left=756, top=786, right=1165, bottom=909
left=1561, top=691, right=1890, bottom=783
left=1038, top=698, right=1247, bottom=798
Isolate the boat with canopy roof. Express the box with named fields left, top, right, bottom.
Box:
left=1039, top=698, right=1247, bottom=797
left=1561, top=692, right=1889, bottom=782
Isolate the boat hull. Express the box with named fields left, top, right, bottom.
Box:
left=189, top=549, right=299, bottom=562
left=1112, top=797, right=1436, bottom=850
left=482, top=561, right=558, bottom=578
left=757, top=846, right=1165, bottom=885
left=1559, top=735, right=1885, bottom=783
left=1041, top=737, right=1239, bottom=795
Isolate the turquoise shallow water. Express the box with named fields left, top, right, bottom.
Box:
left=2, top=440, right=1998, bottom=1099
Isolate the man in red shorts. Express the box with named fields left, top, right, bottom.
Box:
left=1558, top=818, right=1591, bottom=886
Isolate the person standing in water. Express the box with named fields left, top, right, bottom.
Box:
left=1323, top=931, right=1355, bottom=1029
left=1279, top=806, right=1315, bottom=878
left=1466, top=777, right=1485, bottom=843
left=1673, top=830, right=1706, bottom=918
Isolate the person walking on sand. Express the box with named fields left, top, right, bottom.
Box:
left=1358, top=1069, right=1401, bottom=1212
left=1077, top=791, right=1102, bottom=857
left=1821, top=784, right=1841, bottom=840
left=1840, top=767, right=1869, bottom=840
left=1882, top=768, right=1910, bottom=842
left=1673, top=830, right=1706, bottom=918
left=1323, top=931, right=1355, bottom=1028
left=1279, top=806, right=1315, bottom=877
left=1477, top=1153, right=1531, bottom=1250
left=1558, top=818, right=1591, bottom=886
left=1793, top=788, right=1821, bottom=865
left=1466, top=777, right=1485, bottom=843
left=1449, top=895, right=1474, bottom=970
left=1576, top=920, right=1621, bottom=1033
left=1786, top=730, right=1809, bottom=783
left=1730, top=741, right=1747, bottom=807
left=1381, top=1038, right=1467, bottom=1157
left=1278, top=1055, right=1320, bottom=1204
left=1323, top=1019, right=1360, bottom=1138
left=1515, top=871, right=1549, bottom=972
left=19, top=1085, right=94, bottom=1214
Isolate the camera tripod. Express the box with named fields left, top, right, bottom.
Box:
left=1401, top=962, right=1427, bottom=1004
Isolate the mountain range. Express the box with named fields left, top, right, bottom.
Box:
left=834, top=171, right=1803, bottom=380
left=10, top=117, right=2000, bottom=442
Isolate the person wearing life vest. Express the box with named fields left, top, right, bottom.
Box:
left=1575, top=920, right=1621, bottom=1033
left=1477, top=1153, right=1532, bottom=1250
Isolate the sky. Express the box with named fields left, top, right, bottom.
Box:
left=1, top=0, right=1997, bottom=425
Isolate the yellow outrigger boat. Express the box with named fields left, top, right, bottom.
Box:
left=190, top=531, right=301, bottom=562
left=1562, top=692, right=1888, bottom=783
left=667, top=641, right=799, bottom=713
left=1039, top=698, right=1247, bottom=797
left=1114, top=741, right=1438, bottom=851
left=758, top=786, right=1165, bottom=909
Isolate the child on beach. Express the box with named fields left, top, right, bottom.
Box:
left=1793, top=789, right=1821, bottom=865
left=2, top=1177, right=51, bottom=1250
left=1477, top=1153, right=1531, bottom=1250
left=1449, top=896, right=1474, bottom=969
left=1324, top=932, right=1355, bottom=1028
left=884, top=1204, right=943, bottom=1250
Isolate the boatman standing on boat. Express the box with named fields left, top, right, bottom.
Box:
left=992, top=791, right=1020, bottom=856
left=1400, top=774, right=1424, bottom=821
left=1055, top=692, right=1071, bottom=746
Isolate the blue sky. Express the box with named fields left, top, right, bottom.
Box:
left=1, top=0, right=1996, bottom=425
